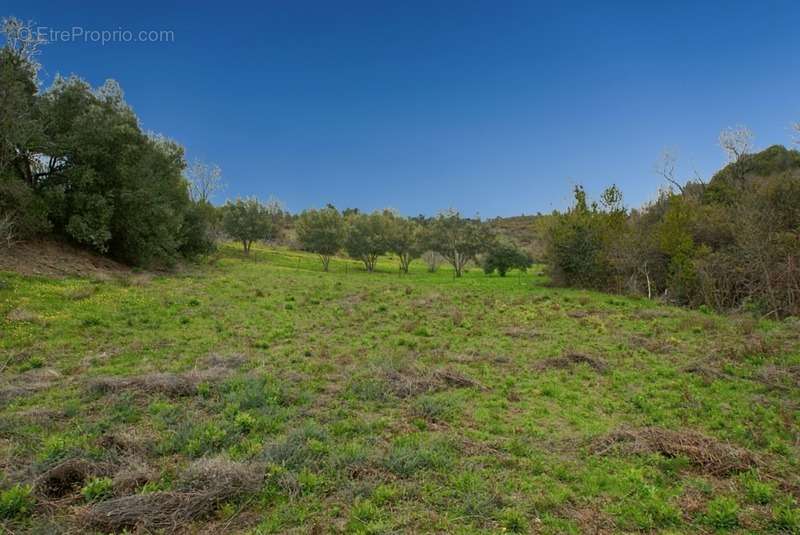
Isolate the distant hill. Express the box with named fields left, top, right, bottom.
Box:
left=487, top=214, right=552, bottom=260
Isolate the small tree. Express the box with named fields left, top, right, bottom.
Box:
left=483, top=240, right=533, bottom=276
left=296, top=205, right=346, bottom=271
left=428, top=210, right=490, bottom=277
left=222, top=197, right=274, bottom=254
left=385, top=212, right=422, bottom=273
left=344, top=211, right=391, bottom=272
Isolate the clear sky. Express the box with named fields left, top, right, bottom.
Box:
left=6, top=1, right=800, bottom=216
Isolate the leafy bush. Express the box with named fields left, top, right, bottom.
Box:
left=483, top=239, right=532, bottom=276
left=544, top=148, right=800, bottom=317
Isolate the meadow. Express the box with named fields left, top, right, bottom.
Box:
left=1, top=244, right=799, bottom=533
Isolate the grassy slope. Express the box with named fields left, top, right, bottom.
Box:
left=1, top=244, right=799, bottom=533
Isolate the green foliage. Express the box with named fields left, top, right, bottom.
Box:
left=0, top=484, right=34, bottom=519
left=544, top=185, right=625, bottom=288
left=295, top=205, right=346, bottom=271
left=483, top=239, right=533, bottom=276
left=344, top=211, right=391, bottom=271
left=427, top=210, right=491, bottom=277
left=545, top=148, right=800, bottom=316
left=705, top=496, right=740, bottom=530
left=0, top=40, right=215, bottom=266
left=222, top=197, right=276, bottom=254
left=384, top=211, right=423, bottom=273
left=0, top=176, right=51, bottom=241
left=81, top=477, right=114, bottom=502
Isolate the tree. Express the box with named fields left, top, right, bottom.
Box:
left=385, top=211, right=422, bottom=273
left=186, top=160, right=224, bottom=203
left=718, top=125, right=753, bottom=181
left=483, top=240, right=533, bottom=276
left=0, top=20, right=214, bottom=266
left=428, top=210, right=490, bottom=277
left=222, top=197, right=275, bottom=254
left=296, top=206, right=346, bottom=271
left=344, top=211, right=391, bottom=272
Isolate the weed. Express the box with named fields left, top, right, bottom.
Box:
left=0, top=484, right=34, bottom=519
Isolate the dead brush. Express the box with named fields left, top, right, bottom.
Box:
left=590, top=427, right=758, bottom=476
left=79, top=458, right=263, bottom=532
left=87, top=367, right=230, bottom=397
left=381, top=365, right=487, bottom=398
left=534, top=353, right=609, bottom=374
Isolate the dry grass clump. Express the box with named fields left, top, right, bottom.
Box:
left=591, top=427, right=758, bottom=476
left=79, top=458, right=262, bottom=532
left=0, top=368, right=62, bottom=403
left=504, top=326, right=540, bottom=339
left=629, top=334, right=675, bottom=354
left=87, top=368, right=230, bottom=397
left=534, top=353, right=609, bottom=374
left=382, top=366, right=486, bottom=398
left=6, top=307, right=45, bottom=324
left=202, top=352, right=248, bottom=370
left=111, top=465, right=157, bottom=495
left=756, top=364, right=800, bottom=391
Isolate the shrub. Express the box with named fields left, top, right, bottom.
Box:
left=483, top=240, right=533, bottom=276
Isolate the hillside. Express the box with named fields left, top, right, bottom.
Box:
left=488, top=214, right=549, bottom=259
left=1, top=245, right=798, bottom=533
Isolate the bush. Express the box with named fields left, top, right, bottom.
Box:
left=483, top=240, right=532, bottom=276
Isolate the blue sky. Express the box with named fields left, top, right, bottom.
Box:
left=7, top=1, right=800, bottom=216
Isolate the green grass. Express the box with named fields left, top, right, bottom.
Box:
left=1, top=243, right=798, bottom=533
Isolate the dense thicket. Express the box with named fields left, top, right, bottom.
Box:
left=0, top=35, right=213, bottom=266
left=544, top=146, right=800, bottom=317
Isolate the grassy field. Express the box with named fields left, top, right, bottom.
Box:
left=1, top=244, right=799, bottom=534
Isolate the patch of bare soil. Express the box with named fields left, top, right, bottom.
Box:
left=534, top=353, right=609, bottom=374
left=591, top=427, right=758, bottom=476
left=0, top=239, right=132, bottom=278
left=79, top=458, right=263, bottom=532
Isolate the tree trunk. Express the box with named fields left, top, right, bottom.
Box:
left=399, top=253, right=410, bottom=273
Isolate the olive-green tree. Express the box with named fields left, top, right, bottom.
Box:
left=428, top=210, right=491, bottom=277
left=296, top=205, right=346, bottom=271
left=222, top=197, right=275, bottom=254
